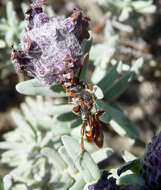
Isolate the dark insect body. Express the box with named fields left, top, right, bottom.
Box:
left=65, top=54, right=106, bottom=153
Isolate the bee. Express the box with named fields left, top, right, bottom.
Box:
left=65, top=54, right=106, bottom=153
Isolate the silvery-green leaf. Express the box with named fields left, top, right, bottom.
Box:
left=11, top=111, right=37, bottom=139
left=0, top=176, right=4, bottom=190
left=82, top=34, right=93, bottom=55
left=0, top=40, right=6, bottom=48
left=137, top=5, right=156, bottom=14
left=96, top=100, right=112, bottom=124
left=6, top=1, right=18, bottom=26
left=69, top=175, right=85, bottom=190
left=119, top=7, right=131, bottom=21
left=131, top=1, right=156, bottom=14
left=94, top=0, right=129, bottom=11
left=50, top=172, right=74, bottom=190
left=122, top=150, right=137, bottom=162
left=104, top=20, right=118, bottom=43
left=91, top=67, right=107, bottom=84
left=61, top=141, right=92, bottom=182
left=81, top=151, right=101, bottom=180
left=89, top=44, right=104, bottom=63
left=58, top=147, right=78, bottom=175
left=19, top=21, right=27, bottom=33
left=44, top=104, right=73, bottom=115
left=118, top=173, right=145, bottom=187
left=51, top=121, right=71, bottom=135
left=97, top=62, right=122, bottom=90
left=57, top=112, right=76, bottom=122
left=44, top=5, right=55, bottom=17
left=0, top=142, right=24, bottom=150
left=131, top=57, right=144, bottom=75
left=91, top=148, right=113, bottom=164
left=93, top=85, right=104, bottom=99
left=55, top=171, right=74, bottom=190
left=40, top=132, right=56, bottom=147
left=87, top=22, right=117, bottom=83
left=90, top=43, right=115, bottom=67
left=16, top=79, right=66, bottom=97
left=71, top=119, right=82, bottom=128
left=21, top=3, right=29, bottom=14
left=80, top=35, right=93, bottom=80
left=20, top=103, right=37, bottom=128
left=11, top=160, right=37, bottom=178
left=3, top=175, right=13, bottom=190
left=41, top=147, right=67, bottom=172
left=51, top=182, right=64, bottom=189
left=62, top=136, right=100, bottom=183
left=109, top=168, right=120, bottom=179
left=117, top=159, right=140, bottom=176
left=103, top=58, right=143, bottom=102
left=96, top=100, right=139, bottom=138
left=0, top=24, right=9, bottom=32
left=104, top=71, right=134, bottom=102
left=4, top=64, right=14, bottom=71
left=5, top=29, right=16, bottom=46
left=92, top=0, right=104, bottom=6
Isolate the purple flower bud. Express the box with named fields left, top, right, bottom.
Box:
left=11, top=0, right=89, bottom=86
left=141, top=131, right=161, bottom=189
left=88, top=171, right=137, bottom=190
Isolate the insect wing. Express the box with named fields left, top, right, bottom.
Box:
left=92, top=118, right=104, bottom=148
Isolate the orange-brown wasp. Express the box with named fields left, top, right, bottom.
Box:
left=65, top=53, right=106, bottom=153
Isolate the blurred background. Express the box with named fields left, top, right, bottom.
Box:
left=0, top=0, right=161, bottom=177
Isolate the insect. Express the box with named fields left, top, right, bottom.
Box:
left=65, top=54, right=107, bottom=153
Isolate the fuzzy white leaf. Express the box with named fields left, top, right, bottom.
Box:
left=62, top=136, right=100, bottom=183
left=16, top=79, right=66, bottom=97
left=131, top=1, right=156, bottom=14
left=0, top=40, right=6, bottom=48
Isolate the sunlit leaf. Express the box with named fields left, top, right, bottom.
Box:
left=131, top=1, right=156, bottom=14
left=0, top=176, right=4, bottom=190
left=119, top=173, right=145, bottom=187
left=97, top=62, right=122, bottom=90
left=122, top=150, right=137, bottom=162
left=45, top=103, right=73, bottom=115
left=57, top=112, right=76, bottom=122
left=62, top=136, right=101, bottom=183
left=117, top=159, right=140, bottom=176
left=104, top=71, right=134, bottom=102
left=96, top=100, right=139, bottom=138
left=80, top=35, right=93, bottom=80
left=16, top=79, right=66, bottom=97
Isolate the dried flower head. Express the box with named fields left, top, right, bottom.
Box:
left=141, top=131, right=161, bottom=190
left=11, top=0, right=89, bottom=86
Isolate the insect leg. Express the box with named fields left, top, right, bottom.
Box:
left=77, top=53, right=89, bottom=80
left=96, top=110, right=106, bottom=118
left=81, top=120, right=87, bottom=152
left=73, top=120, right=87, bottom=168
left=81, top=53, right=89, bottom=67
